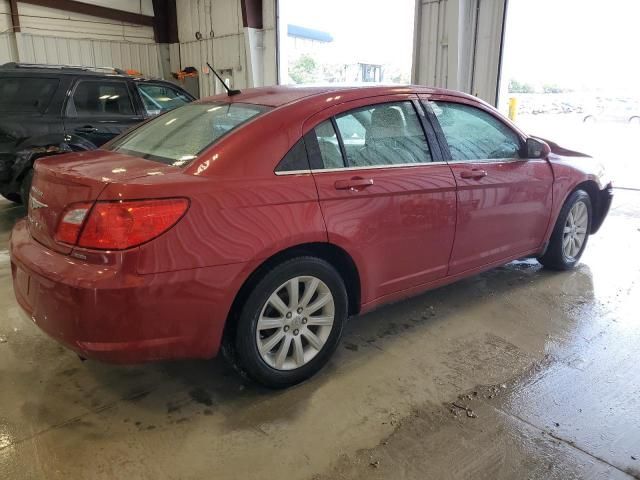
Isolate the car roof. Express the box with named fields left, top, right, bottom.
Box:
left=0, top=62, right=166, bottom=82
left=196, top=84, right=479, bottom=108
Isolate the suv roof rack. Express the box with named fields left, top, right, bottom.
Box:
left=1, top=62, right=128, bottom=75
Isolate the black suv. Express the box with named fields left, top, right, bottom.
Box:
left=0, top=63, right=195, bottom=203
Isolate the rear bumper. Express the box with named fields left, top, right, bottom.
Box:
left=10, top=219, right=246, bottom=363
left=591, top=183, right=613, bottom=234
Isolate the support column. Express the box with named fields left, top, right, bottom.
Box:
left=241, top=0, right=266, bottom=87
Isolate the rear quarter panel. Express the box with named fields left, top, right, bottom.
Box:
left=97, top=106, right=328, bottom=275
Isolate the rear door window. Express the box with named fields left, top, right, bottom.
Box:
left=0, top=77, right=59, bottom=113
left=275, top=138, right=310, bottom=173
left=66, top=80, right=135, bottom=117
left=136, top=83, right=192, bottom=116
left=334, top=102, right=432, bottom=167
left=313, top=120, right=345, bottom=169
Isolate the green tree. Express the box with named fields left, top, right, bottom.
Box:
left=508, top=79, right=535, bottom=94
left=289, top=54, right=318, bottom=84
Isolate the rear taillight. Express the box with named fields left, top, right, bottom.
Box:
left=55, top=203, right=92, bottom=245
left=55, top=198, right=188, bottom=250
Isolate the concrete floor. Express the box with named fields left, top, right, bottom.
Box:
left=0, top=190, right=638, bottom=480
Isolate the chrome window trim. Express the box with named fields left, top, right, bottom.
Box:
left=273, top=158, right=531, bottom=175
left=310, top=161, right=449, bottom=174
left=446, top=158, right=528, bottom=165
left=274, top=169, right=312, bottom=176
left=274, top=161, right=451, bottom=175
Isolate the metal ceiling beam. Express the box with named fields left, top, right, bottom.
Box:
left=9, top=0, right=20, bottom=32
left=18, top=0, right=154, bottom=27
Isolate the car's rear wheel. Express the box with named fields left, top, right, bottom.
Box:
left=538, top=189, right=592, bottom=270
left=233, top=257, right=347, bottom=388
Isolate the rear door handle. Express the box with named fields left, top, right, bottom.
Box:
left=459, top=169, right=488, bottom=179
left=74, top=125, right=98, bottom=134
left=334, top=177, right=374, bottom=191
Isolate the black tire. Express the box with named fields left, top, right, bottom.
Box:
left=233, top=256, right=348, bottom=388
left=538, top=189, right=592, bottom=270
left=19, top=168, right=34, bottom=204
left=1, top=193, right=22, bottom=204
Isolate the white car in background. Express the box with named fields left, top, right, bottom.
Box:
left=583, top=97, right=640, bottom=124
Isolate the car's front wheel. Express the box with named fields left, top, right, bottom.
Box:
left=538, top=189, right=592, bottom=270
left=233, top=256, right=348, bottom=388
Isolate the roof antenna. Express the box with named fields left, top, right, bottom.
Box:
left=206, top=62, right=241, bottom=96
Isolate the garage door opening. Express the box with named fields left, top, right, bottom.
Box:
left=498, top=0, right=640, bottom=190
left=277, top=0, right=415, bottom=85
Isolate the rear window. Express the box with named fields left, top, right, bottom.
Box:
left=0, top=77, right=59, bottom=113
left=110, top=102, right=270, bottom=166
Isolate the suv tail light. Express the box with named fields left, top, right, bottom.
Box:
left=55, top=198, right=189, bottom=250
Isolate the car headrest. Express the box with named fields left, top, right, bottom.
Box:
left=367, top=106, right=406, bottom=143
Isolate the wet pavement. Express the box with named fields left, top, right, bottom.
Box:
left=0, top=190, right=638, bottom=479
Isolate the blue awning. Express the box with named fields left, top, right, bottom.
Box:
left=287, top=24, right=334, bottom=43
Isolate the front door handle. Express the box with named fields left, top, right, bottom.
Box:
left=460, top=169, right=488, bottom=179
left=74, top=125, right=98, bottom=134
left=334, top=176, right=374, bottom=191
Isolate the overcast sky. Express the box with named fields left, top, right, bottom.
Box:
left=503, top=0, right=640, bottom=93
left=280, top=0, right=415, bottom=70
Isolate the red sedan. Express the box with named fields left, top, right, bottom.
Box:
left=10, top=86, right=612, bottom=387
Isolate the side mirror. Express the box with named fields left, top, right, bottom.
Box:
left=526, top=137, right=551, bottom=158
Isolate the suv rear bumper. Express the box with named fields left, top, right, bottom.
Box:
left=10, top=219, right=245, bottom=363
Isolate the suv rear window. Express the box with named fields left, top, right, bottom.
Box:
left=67, top=80, right=134, bottom=117
left=0, top=77, right=59, bottom=113
left=109, top=102, right=271, bottom=166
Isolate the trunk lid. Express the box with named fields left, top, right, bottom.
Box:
left=28, top=150, right=176, bottom=254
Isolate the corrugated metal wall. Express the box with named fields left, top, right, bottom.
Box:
left=0, top=0, right=11, bottom=32
left=413, top=0, right=449, bottom=88
left=472, top=0, right=506, bottom=104
left=0, top=34, right=17, bottom=63
left=15, top=2, right=155, bottom=42
left=413, top=0, right=506, bottom=105
left=14, top=33, right=163, bottom=77
left=177, top=0, right=243, bottom=42
left=177, top=35, right=247, bottom=96
left=170, top=0, right=277, bottom=97
left=0, top=0, right=162, bottom=77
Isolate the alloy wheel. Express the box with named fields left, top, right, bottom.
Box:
left=562, top=200, right=588, bottom=260
left=256, top=276, right=335, bottom=371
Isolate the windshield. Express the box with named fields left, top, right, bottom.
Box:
left=110, top=102, right=271, bottom=166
